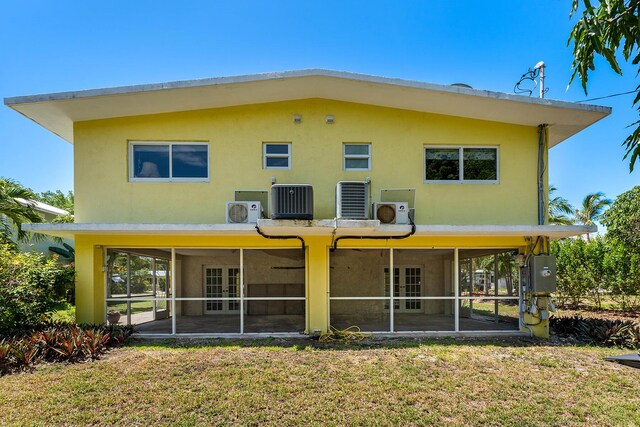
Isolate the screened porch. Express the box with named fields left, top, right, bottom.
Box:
left=105, top=248, right=306, bottom=335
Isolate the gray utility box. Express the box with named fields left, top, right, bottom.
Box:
left=529, top=255, right=557, bottom=293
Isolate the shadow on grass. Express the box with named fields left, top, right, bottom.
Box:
left=127, top=334, right=550, bottom=351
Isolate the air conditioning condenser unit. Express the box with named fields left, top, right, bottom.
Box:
left=373, top=202, right=410, bottom=224
left=226, top=201, right=262, bottom=224
left=336, top=181, right=369, bottom=219
left=271, top=184, right=314, bottom=220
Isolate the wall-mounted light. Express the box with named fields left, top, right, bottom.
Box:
left=326, top=115, right=335, bottom=124
left=271, top=176, right=277, bottom=185
left=293, top=114, right=302, bottom=123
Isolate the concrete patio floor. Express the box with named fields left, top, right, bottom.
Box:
left=131, top=313, right=518, bottom=334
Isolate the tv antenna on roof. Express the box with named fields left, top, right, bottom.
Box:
left=514, top=61, right=547, bottom=98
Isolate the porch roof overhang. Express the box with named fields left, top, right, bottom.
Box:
left=5, top=69, right=610, bottom=147
left=23, top=221, right=596, bottom=240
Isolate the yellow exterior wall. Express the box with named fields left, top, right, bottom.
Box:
left=74, top=99, right=541, bottom=225
left=71, top=98, right=551, bottom=336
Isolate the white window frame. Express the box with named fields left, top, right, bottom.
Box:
left=343, top=143, right=371, bottom=171
left=263, top=143, right=291, bottom=170
left=424, top=145, right=499, bottom=184
left=129, top=141, right=210, bottom=183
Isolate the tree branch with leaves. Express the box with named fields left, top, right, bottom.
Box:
left=568, top=0, right=640, bottom=171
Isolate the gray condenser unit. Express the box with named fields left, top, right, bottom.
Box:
left=336, top=181, right=369, bottom=219
left=271, top=184, right=314, bottom=220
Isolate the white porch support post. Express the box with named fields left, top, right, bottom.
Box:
left=494, top=252, right=499, bottom=323
left=152, top=258, right=157, bottom=318
left=389, top=248, right=394, bottom=333
left=126, top=253, right=131, bottom=326
left=103, top=247, right=108, bottom=324
left=454, top=248, right=459, bottom=332
left=240, top=248, right=244, bottom=335
left=171, top=248, right=176, bottom=335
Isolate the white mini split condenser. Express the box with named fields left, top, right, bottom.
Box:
left=373, top=202, right=410, bottom=224
left=226, top=201, right=262, bottom=224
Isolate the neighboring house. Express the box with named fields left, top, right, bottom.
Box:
left=8, top=198, right=73, bottom=260
left=4, top=70, right=609, bottom=337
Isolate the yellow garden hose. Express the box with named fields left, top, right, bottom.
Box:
left=319, top=325, right=371, bottom=344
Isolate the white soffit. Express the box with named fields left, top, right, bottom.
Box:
left=4, top=69, right=610, bottom=146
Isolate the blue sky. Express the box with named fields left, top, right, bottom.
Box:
left=1, top=0, right=638, bottom=212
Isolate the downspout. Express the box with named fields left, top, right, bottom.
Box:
left=255, top=225, right=305, bottom=252
left=537, top=124, right=548, bottom=225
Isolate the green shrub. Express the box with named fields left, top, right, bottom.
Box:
left=0, top=245, right=75, bottom=334
left=550, top=315, right=640, bottom=349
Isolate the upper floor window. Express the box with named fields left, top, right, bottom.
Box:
left=343, top=143, right=371, bottom=171
left=424, top=146, right=498, bottom=183
left=263, top=143, right=291, bottom=169
left=129, top=142, right=209, bottom=182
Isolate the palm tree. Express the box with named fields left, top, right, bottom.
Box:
left=575, top=192, right=612, bottom=241
left=0, top=178, right=43, bottom=246
left=548, top=185, right=575, bottom=225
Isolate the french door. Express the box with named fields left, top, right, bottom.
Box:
left=384, top=266, right=423, bottom=312
left=204, top=266, right=241, bottom=314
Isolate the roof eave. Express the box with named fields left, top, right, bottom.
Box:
left=4, top=69, right=611, bottom=146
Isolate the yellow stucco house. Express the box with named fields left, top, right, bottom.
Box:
left=5, top=70, right=609, bottom=337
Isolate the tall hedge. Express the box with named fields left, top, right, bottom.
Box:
left=0, top=245, right=75, bottom=334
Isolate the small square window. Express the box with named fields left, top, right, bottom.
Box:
left=263, top=143, right=291, bottom=169
left=344, top=143, right=371, bottom=171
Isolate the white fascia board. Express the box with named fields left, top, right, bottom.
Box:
left=23, top=221, right=596, bottom=240
left=414, top=224, right=596, bottom=239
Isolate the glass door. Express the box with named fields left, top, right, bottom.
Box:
left=384, top=266, right=423, bottom=312
left=204, top=266, right=241, bottom=314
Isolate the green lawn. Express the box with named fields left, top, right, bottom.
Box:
left=0, top=338, right=638, bottom=426
left=108, top=300, right=160, bottom=315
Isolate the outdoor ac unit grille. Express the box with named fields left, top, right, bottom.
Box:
left=226, top=201, right=261, bottom=224
left=337, top=181, right=368, bottom=219
left=271, top=185, right=314, bottom=220
left=228, top=204, right=248, bottom=223
left=373, top=202, right=410, bottom=224
left=376, top=204, right=396, bottom=223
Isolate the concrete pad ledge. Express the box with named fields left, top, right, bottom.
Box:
left=23, top=222, right=596, bottom=239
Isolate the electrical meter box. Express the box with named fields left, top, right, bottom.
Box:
left=530, top=255, right=557, bottom=293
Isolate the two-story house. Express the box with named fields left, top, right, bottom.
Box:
left=5, top=70, right=609, bottom=337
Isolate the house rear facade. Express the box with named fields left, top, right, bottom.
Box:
left=5, top=70, right=610, bottom=337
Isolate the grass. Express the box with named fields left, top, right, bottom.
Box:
left=108, top=300, right=160, bottom=315
left=0, top=337, right=638, bottom=426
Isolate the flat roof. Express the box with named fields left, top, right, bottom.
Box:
left=22, top=221, right=596, bottom=240
left=4, top=69, right=610, bottom=146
